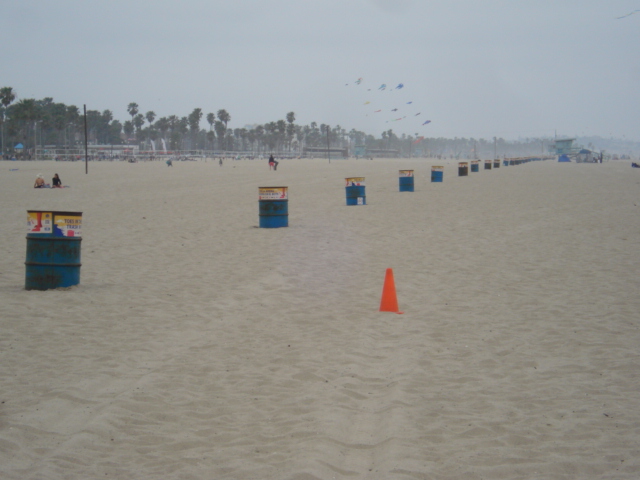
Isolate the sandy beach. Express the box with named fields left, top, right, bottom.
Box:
left=1, top=157, right=639, bottom=479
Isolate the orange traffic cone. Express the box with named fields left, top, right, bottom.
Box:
left=379, top=268, right=403, bottom=314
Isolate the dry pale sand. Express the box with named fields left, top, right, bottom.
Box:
left=0, top=157, right=639, bottom=480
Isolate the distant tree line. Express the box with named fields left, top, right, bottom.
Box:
left=4, top=86, right=632, bottom=159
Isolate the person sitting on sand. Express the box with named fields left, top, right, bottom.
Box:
left=34, top=174, right=46, bottom=188
left=268, top=154, right=278, bottom=171
left=52, top=173, right=62, bottom=188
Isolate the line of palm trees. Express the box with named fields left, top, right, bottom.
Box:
left=0, top=86, right=394, bottom=156
left=1, top=86, right=556, bottom=158
left=123, top=103, right=363, bottom=155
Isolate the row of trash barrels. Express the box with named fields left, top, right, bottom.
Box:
left=26, top=159, right=536, bottom=290
left=266, top=159, right=535, bottom=228
left=261, top=163, right=487, bottom=229
left=458, top=160, right=502, bottom=176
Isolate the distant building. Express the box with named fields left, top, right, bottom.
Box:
left=365, top=148, right=401, bottom=158
left=302, top=146, right=348, bottom=158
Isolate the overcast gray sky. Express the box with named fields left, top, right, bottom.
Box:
left=2, top=0, right=639, bottom=140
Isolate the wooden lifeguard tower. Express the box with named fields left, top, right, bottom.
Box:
left=554, top=138, right=577, bottom=156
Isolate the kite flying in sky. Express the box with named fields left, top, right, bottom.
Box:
left=345, top=77, right=433, bottom=129
left=615, top=9, right=640, bottom=19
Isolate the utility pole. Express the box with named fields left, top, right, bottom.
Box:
left=494, top=136, right=497, bottom=159
left=326, top=125, right=331, bottom=163
left=84, top=105, right=88, bottom=174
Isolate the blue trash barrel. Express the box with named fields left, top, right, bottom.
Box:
left=470, top=161, right=479, bottom=172
left=258, top=187, right=288, bottom=228
left=509, top=159, right=515, bottom=166
left=25, top=210, right=82, bottom=290
left=493, top=160, right=500, bottom=168
left=458, top=162, right=469, bottom=176
left=399, top=170, right=414, bottom=192
left=345, top=177, right=366, bottom=205
left=484, top=161, right=492, bottom=170
left=503, top=160, right=509, bottom=166
left=431, top=166, right=444, bottom=182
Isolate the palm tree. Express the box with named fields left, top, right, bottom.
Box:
left=50, top=102, right=67, bottom=145
left=177, top=117, right=189, bottom=150
left=206, top=130, right=215, bottom=150
left=264, top=122, right=277, bottom=151
left=155, top=117, right=170, bottom=151
left=11, top=98, right=41, bottom=152
left=225, top=129, right=234, bottom=151
left=0, top=87, right=15, bottom=109
left=254, top=125, right=264, bottom=154
left=123, top=121, right=134, bottom=137
left=145, top=111, right=155, bottom=126
left=109, top=120, right=123, bottom=145
left=133, top=114, right=145, bottom=142
left=100, top=110, right=113, bottom=144
left=127, top=103, right=138, bottom=128
left=65, top=105, right=80, bottom=146
left=238, top=128, right=248, bottom=151
left=246, top=129, right=256, bottom=154
left=144, top=111, right=156, bottom=150
left=0, top=87, right=16, bottom=156
left=188, top=108, right=202, bottom=149
left=86, top=109, right=101, bottom=143
left=296, top=125, right=305, bottom=154
left=214, top=110, right=230, bottom=151
left=276, top=120, right=286, bottom=152
left=286, top=111, right=295, bottom=125
left=217, top=109, right=230, bottom=129
left=214, top=120, right=226, bottom=151
left=205, top=113, right=215, bottom=150
left=285, top=112, right=295, bottom=152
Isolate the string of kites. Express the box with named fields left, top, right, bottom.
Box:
left=346, top=78, right=431, bottom=127
left=615, top=9, right=639, bottom=19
